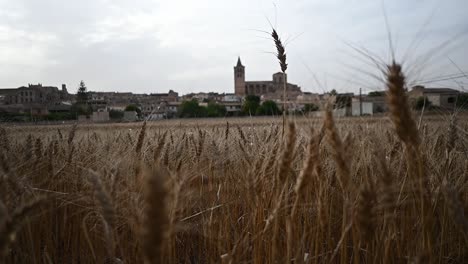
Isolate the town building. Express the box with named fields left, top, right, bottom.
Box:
left=351, top=101, right=374, bottom=116
left=220, top=94, right=242, bottom=114
left=408, top=86, right=460, bottom=109
left=233, top=57, right=303, bottom=101
left=0, top=84, right=71, bottom=115
left=150, top=90, right=179, bottom=102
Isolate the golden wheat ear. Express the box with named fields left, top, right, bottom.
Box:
left=271, top=29, right=287, bottom=73
left=0, top=197, right=46, bottom=258
left=271, top=28, right=289, bottom=134
left=141, top=167, right=169, bottom=264
left=135, top=121, right=147, bottom=155
left=324, top=104, right=350, bottom=193
left=87, top=170, right=116, bottom=260
left=385, top=61, right=420, bottom=148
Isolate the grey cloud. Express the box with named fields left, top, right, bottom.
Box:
left=0, top=0, right=466, bottom=94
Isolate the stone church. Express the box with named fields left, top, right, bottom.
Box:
left=234, top=57, right=302, bottom=101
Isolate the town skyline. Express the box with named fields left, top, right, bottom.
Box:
left=1, top=0, right=467, bottom=95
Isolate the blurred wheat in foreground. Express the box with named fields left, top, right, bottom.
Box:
left=0, top=110, right=467, bottom=263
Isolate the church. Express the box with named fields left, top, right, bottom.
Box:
left=234, top=57, right=302, bottom=101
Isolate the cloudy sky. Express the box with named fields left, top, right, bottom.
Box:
left=0, top=0, right=467, bottom=95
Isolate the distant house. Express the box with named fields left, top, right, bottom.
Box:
left=223, top=94, right=241, bottom=103
left=166, top=102, right=181, bottom=118
left=150, top=90, right=179, bottom=102
left=352, top=101, right=374, bottom=116
left=363, top=95, right=387, bottom=113
left=123, top=111, right=138, bottom=122
left=1, top=83, right=70, bottom=105
left=107, top=104, right=127, bottom=112
left=408, top=86, right=460, bottom=110
left=91, top=111, right=110, bottom=122
left=222, top=102, right=242, bottom=114
left=0, top=83, right=71, bottom=115
left=351, top=94, right=388, bottom=114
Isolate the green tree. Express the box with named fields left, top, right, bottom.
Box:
left=413, top=96, right=432, bottom=110
left=335, top=94, right=352, bottom=109
left=77, top=80, right=88, bottom=104
left=206, top=101, right=227, bottom=117
left=73, top=80, right=92, bottom=117
left=242, top=95, right=260, bottom=115
left=71, top=103, right=92, bottom=117
left=109, top=110, right=124, bottom=120
left=178, top=99, right=206, bottom=118
left=456, top=94, right=468, bottom=109
left=303, top=103, right=319, bottom=112
left=368, top=91, right=385, bottom=97
left=125, top=104, right=142, bottom=118
left=329, top=89, right=337, bottom=96
left=256, top=100, right=281, bottom=116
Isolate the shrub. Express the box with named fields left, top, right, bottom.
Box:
left=256, top=100, right=281, bottom=116
left=413, top=96, right=432, bottom=110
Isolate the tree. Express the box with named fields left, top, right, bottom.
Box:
left=72, top=80, right=92, bottom=117
left=71, top=102, right=92, bottom=117
left=335, top=94, right=352, bottom=109
left=368, top=91, right=385, bottom=97
left=177, top=99, right=206, bottom=118
left=125, top=104, right=142, bottom=118
left=456, top=94, right=468, bottom=109
left=256, top=100, right=281, bottom=116
left=413, top=96, right=432, bottom=110
left=303, top=103, right=319, bottom=112
left=242, top=95, right=260, bottom=115
left=109, top=110, right=124, bottom=120
left=329, top=89, right=337, bottom=96
left=77, top=80, right=88, bottom=104
left=206, top=101, right=227, bottom=117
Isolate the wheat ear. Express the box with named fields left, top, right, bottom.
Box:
left=141, top=168, right=169, bottom=264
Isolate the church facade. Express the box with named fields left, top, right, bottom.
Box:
left=234, top=57, right=302, bottom=101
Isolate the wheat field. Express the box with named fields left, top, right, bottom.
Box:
left=0, top=109, right=467, bottom=263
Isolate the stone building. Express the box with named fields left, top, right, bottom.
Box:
left=0, top=83, right=71, bottom=115
left=233, top=57, right=302, bottom=101
left=408, top=86, right=460, bottom=110
left=87, top=90, right=179, bottom=116
left=1, top=83, right=70, bottom=105
left=150, top=90, right=178, bottom=102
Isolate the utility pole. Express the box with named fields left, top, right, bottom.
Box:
left=359, top=87, right=362, bottom=116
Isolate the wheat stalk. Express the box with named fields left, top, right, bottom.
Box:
left=141, top=168, right=169, bottom=264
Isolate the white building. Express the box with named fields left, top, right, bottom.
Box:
left=352, top=101, right=373, bottom=116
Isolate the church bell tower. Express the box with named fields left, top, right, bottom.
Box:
left=234, top=57, right=246, bottom=96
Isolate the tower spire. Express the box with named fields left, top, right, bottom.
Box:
left=234, top=56, right=245, bottom=96
left=236, top=56, right=243, bottom=67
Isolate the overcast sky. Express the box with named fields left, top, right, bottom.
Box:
left=0, top=0, right=467, bottom=95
